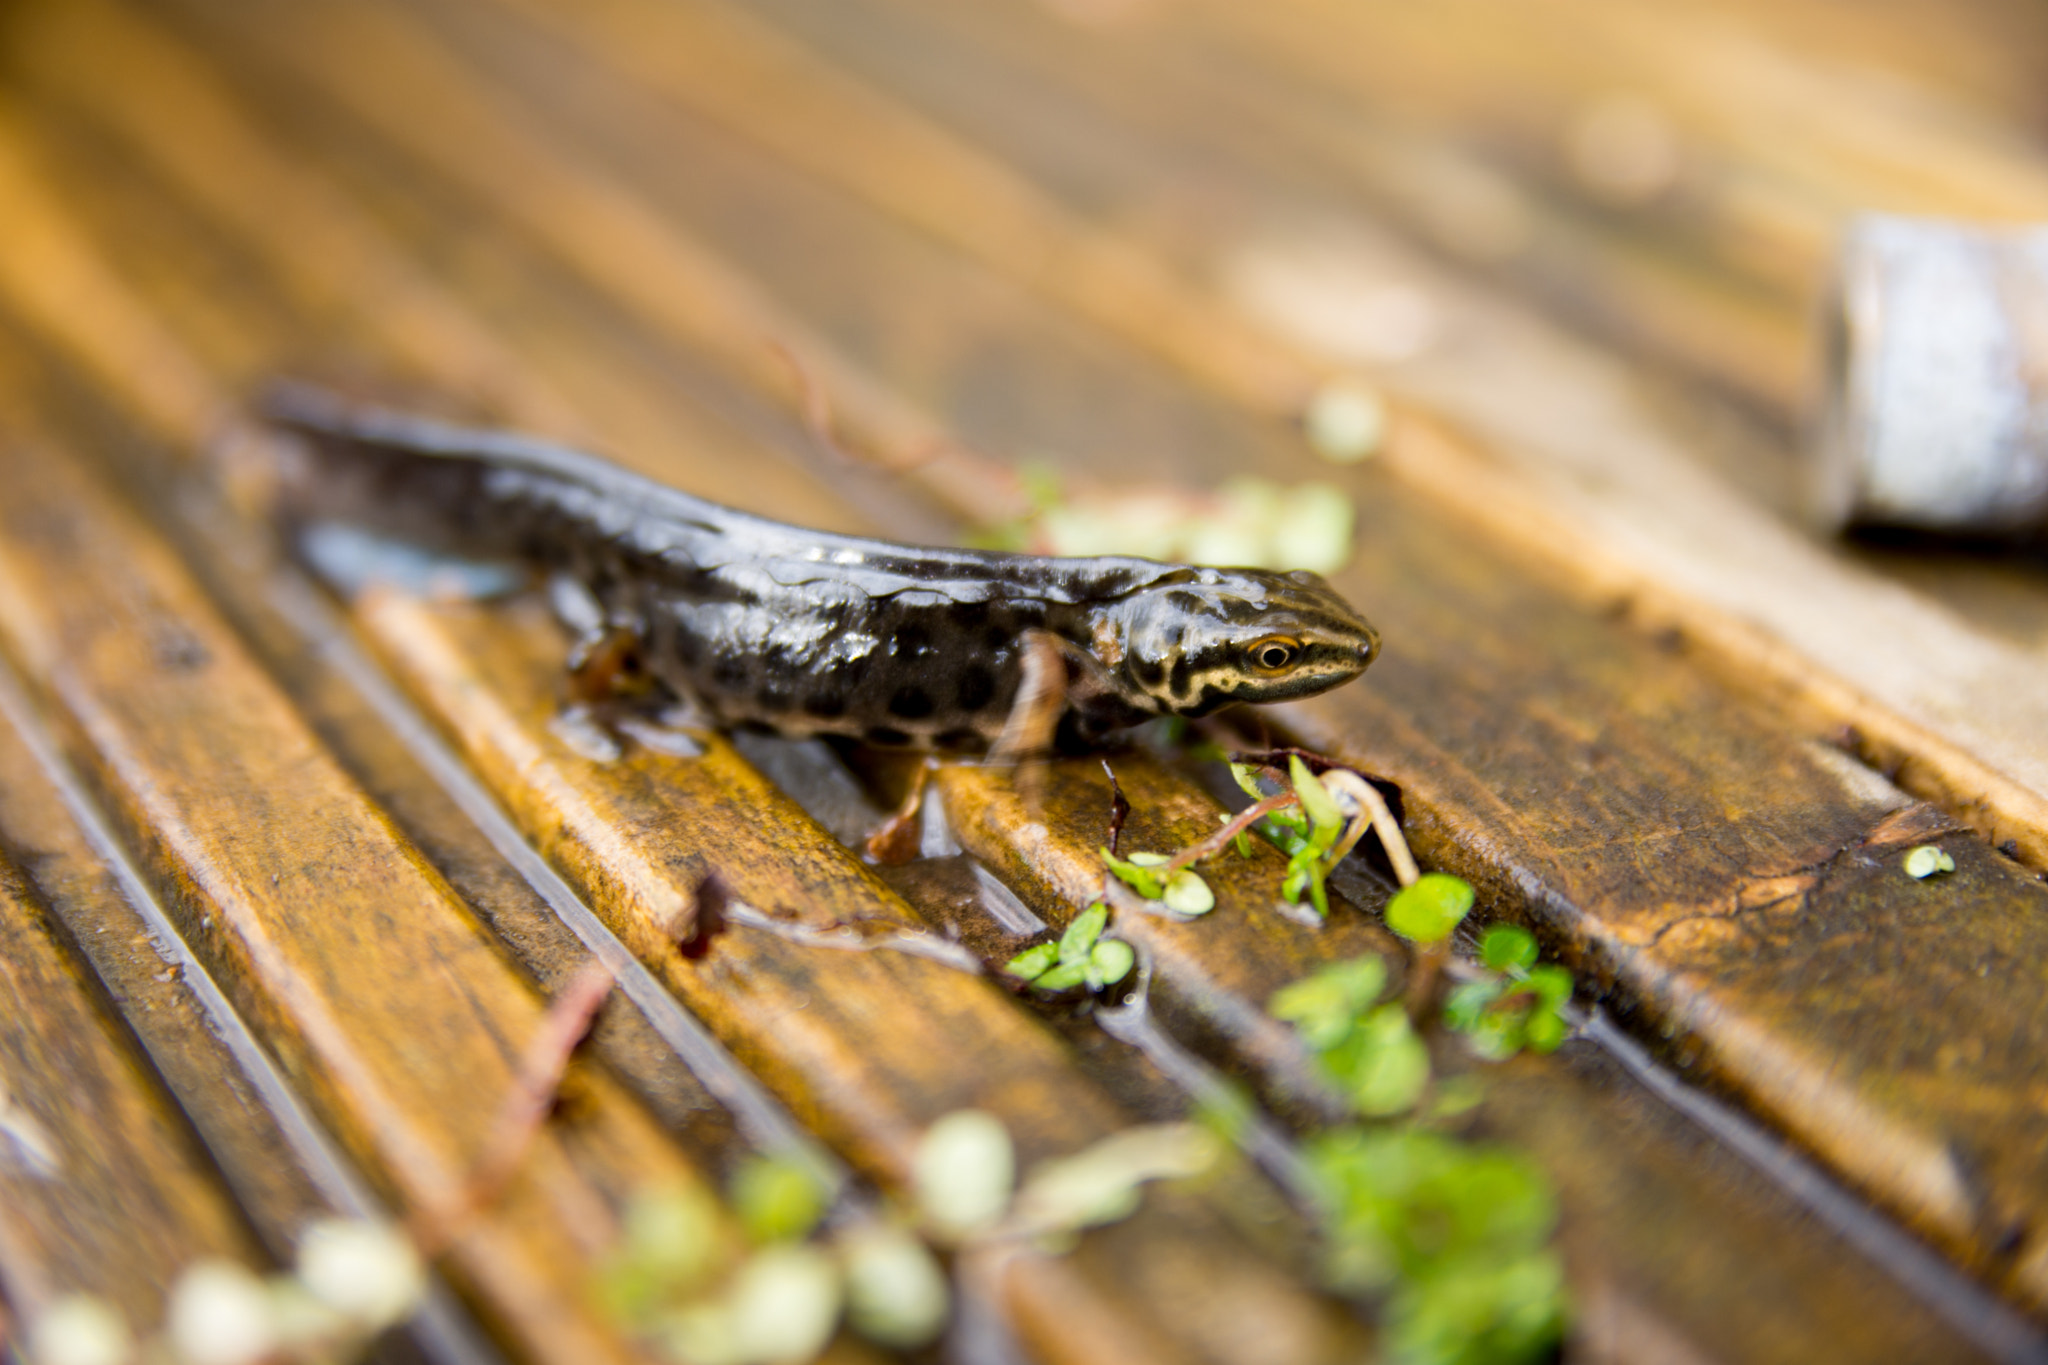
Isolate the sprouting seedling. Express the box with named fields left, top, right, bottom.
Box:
left=1902, top=844, right=1956, bottom=879
left=1267, top=954, right=1571, bottom=1365
left=27, top=1220, right=427, bottom=1365
left=1226, top=756, right=1404, bottom=920
left=911, top=1110, right=1219, bottom=1251
left=1270, top=954, right=1430, bottom=1118
left=1005, top=902, right=1137, bottom=991
left=1443, top=926, right=1573, bottom=1060
left=1099, top=847, right=1216, bottom=915
left=603, top=1153, right=950, bottom=1363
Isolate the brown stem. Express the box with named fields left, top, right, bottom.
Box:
left=1319, top=769, right=1419, bottom=887
left=412, top=961, right=616, bottom=1255
left=1102, top=757, right=1131, bottom=857
left=1164, top=791, right=1301, bottom=875
left=1404, top=943, right=1447, bottom=1023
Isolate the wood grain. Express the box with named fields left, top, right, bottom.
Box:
left=0, top=434, right=704, bottom=1363
left=0, top=845, right=263, bottom=1326
left=355, top=588, right=1370, bottom=1365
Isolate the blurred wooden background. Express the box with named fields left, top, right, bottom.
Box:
left=2, top=0, right=2048, bottom=1362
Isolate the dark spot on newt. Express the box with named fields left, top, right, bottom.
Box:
left=956, top=665, right=997, bottom=712
left=888, top=686, right=935, bottom=720
left=866, top=725, right=912, bottom=747
left=803, top=691, right=847, bottom=719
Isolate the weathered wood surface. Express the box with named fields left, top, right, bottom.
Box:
left=0, top=843, right=263, bottom=1326
left=0, top=0, right=2045, bottom=1361
left=355, top=590, right=1371, bottom=1365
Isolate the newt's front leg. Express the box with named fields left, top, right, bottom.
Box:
left=989, top=630, right=1069, bottom=764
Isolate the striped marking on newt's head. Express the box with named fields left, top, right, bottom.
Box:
left=1103, top=568, right=1379, bottom=717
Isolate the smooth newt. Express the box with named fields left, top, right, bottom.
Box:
left=262, top=384, right=1380, bottom=754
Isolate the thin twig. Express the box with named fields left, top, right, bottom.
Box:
left=1163, top=791, right=1301, bottom=875
left=413, top=961, right=616, bottom=1255
left=1101, top=757, right=1130, bottom=857
left=768, top=340, right=858, bottom=467
left=1320, top=769, right=1419, bottom=887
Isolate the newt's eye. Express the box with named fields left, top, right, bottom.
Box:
left=1249, top=637, right=1299, bottom=672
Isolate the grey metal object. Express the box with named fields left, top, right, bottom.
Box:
left=1814, top=214, right=2048, bottom=537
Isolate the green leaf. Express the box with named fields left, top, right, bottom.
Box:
left=1229, top=762, right=1267, bottom=800
left=1032, top=960, right=1091, bottom=992
left=1101, top=847, right=1165, bottom=899
left=1321, top=1003, right=1431, bottom=1117
left=1270, top=955, right=1388, bottom=1050
left=726, top=1244, right=843, bottom=1365
left=1903, top=844, right=1956, bottom=879
left=1262, top=808, right=1310, bottom=843
left=1523, top=1007, right=1569, bottom=1054
left=1442, top=979, right=1505, bottom=1033
left=1387, top=1249, right=1567, bottom=1365
left=841, top=1223, right=949, bottom=1350
left=731, top=1154, right=830, bottom=1245
left=1090, top=938, right=1136, bottom=986
left=615, top=1182, right=722, bottom=1289
left=1060, top=902, right=1110, bottom=964
left=1012, top=1124, right=1219, bottom=1236
left=1003, top=943, right=1058, bottom=981
left=1458, top=1011, right=1528, bottom=1063
left=1522, top=965, right=1573, bottom=1013
left=1479, top=925, right=1538, bottom=974
left=1162, top=868, right=1215, bottom=916
left=1385, top=874, right=1476, bottom=944
left=1291, top=755, right=1346, bottom=832
left=1282, top=859, right=1312, bottom=904
left=914, top=1111, right=1015, bottom=1239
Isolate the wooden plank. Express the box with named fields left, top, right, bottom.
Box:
left=665, top=0, right=2048, bottom=872
left=1485, top=1047, right=2010, bottom=1365
left=355, top=588, right=1370, bottom=1365
left=930, top=750, right=2014, bottom=1363
left=0, top=0, right=2039, bottom=1358
left=1278, top=484, right=2048, bottom=1309
left=938, top=755, right=1400, bottom=1119
left=0, top=65, right=1368, bottom=1357
left=0, top=843, right=264, bottom=1326
left=0, top=660, right=351, bottom=1254
left=0, top=429, right=707, bottom=1364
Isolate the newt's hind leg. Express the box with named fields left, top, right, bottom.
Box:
left=548, top=572, right=707, bottom=759
left=862, top=758, right=933, bottom=865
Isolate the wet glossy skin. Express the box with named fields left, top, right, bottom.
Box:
left=263, top=385, right=1381, bottom=749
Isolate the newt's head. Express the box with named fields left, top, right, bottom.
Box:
left=1106, top=568, right=1379, bottom=717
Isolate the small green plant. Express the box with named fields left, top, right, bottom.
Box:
left=1004, top=902, right=1138, bottom=992
left=912, top=1110, right=1220, bottom=1250
left=1271, top=955, right=1429, bottom=1117
left=1100, top=848, right=1215, bottom=915
left=601, top=1156, right=949, bottom=1365
left=1443, top=927, right=1573, bottom=1060
left=1385, top=874, right=1476, bottom=945
left=26, top=1220, right=425, bottom=1365
left=1228, top=757, right=1358, bottom=918
left=1269, top=953, right=1569, bottom=1365
left=600, top=1110, right=1222, bottom=1365
left=1303, top=1127, right=1566, bottom=1365
left=1902, top=844, right=1956, bottom=879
